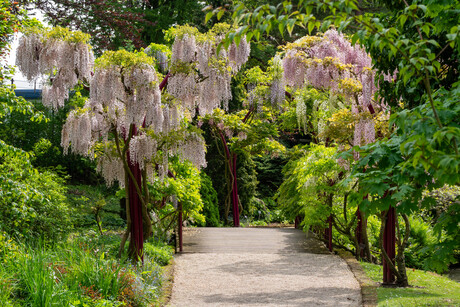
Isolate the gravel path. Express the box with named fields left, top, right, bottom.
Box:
left=168, top=228, right=362, bottom=307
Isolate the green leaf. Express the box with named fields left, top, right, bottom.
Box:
left=279, top=22, right=285, bottom=36
left=400, top=14, right=408, bottom=27
left=422, top=24, right=430, bottom=36
left=286, top=18, right=296, bottom=36
left=234, top=34, right=241, bottom=46
left=308, top=21, right=315, bottom=34
left=217, top=9, right=225, bottom=21
left=205, top=12, right=213, bottom=24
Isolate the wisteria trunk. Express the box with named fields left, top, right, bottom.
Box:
left=232, top=153, right=240, bottom=227
left=127, top=152, right=144, bottom=262
left=355, top=209, right=371, bottom=261
left=218, top=130, right=240, bottom=227
left=383, top=207, right=396, bottom=284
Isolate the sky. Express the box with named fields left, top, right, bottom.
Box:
left=6, top=9, right=46, bottom=89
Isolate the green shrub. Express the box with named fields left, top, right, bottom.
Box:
left=143, top=242, right=174, bottom=266
left=0, top=141, right=72, bottom=242
left=64, top=248, right=127, bottom=300
left=0, top=266, right=14, bottom=306
left=1, top=237, right=165, bottom=306
left=13, top=248, right=79, bottom=306
left=404, top=216, right=437, bottom=269
left=248, top=197, right=271, bottom=221
left=67, top=184, right=125, bottom=231
left=199, top=172, right=220, bottom=226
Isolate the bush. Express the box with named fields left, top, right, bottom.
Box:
left=248, top=197, right=271, bottom=221
left=199, top=172, right=220, bottom=226
left=404, top=216, right=437, bottom=269
left=0, top=141, right=72, bottom=242
left=67, top=184, right=125, bottom=231
left=0, top=96, right=100, bottom=184
left=0, top=233, right=16, bottom=306
left=143, top=242, right=174, bottom=266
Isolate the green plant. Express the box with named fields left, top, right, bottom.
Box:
left=0, top=266, right=14, bottom=306
left=249, top=220, right=268, bottom=227
left=12, top=247, right=78, bottom=306
left=0, top=141, right=72, bottom=242
left=361, top=262, right=460, bottom=306
left=404, top=216, right=437, bottom=270
left=0, top=235, right=168, bottom=306
left=67, top=184, right=125, bottom=231
left=143, top=242, right=174, bottom=266
left=199, top=172, right=221, bottom=227
left=247, top=197, right=270, bottom=222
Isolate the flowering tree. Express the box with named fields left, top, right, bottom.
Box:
left=215, top=0, right=460, bottom=286
left=199, top=56, right=286, bottom=226
left=16, top=23, right=250, bottom=260
left=274, top=29, right=386, bottom=258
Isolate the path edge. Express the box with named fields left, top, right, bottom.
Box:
left=159, top=259, right=175, bottom=306
left=338, top=250, right=378, bottom=307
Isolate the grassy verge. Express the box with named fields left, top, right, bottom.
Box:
left=360, top=262, right=460, bottom=306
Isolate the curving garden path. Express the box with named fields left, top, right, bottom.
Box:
left=168, top=227, right=362, bottom=307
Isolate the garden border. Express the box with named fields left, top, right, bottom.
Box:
left=338, top=250, right=378, bottom=307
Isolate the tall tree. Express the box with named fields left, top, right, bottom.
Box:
left=16, top=23, right=250, bottom=260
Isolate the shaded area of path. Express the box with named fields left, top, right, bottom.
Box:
left=169, top=227, right=362, bottom=306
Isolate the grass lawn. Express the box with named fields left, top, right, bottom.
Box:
left=360, top=262, right=460, bottom=306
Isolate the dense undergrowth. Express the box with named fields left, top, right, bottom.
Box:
left=0, top=231, right=173, bottom=306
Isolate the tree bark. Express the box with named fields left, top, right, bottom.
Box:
left=380, top=208, right=400, bottom=284
left=118, top=174, right=132, bottom=258
left=395, top=213, right=410, bottom=287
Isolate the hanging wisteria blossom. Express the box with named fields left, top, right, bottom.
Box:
left=280, top=29, right=383, bottom=149
left=16, top=27, right=94, bottom=110
left=177, top=132, right=207, bottom=169
left=167, top=24, right=250, bottom=116
left=15, top=32, right=42, bottom=81
left=282, top=29, right=376, bottom=109
left=228, top=36, right=251, bottom=72
left=270, top=55, right=286, bottom=107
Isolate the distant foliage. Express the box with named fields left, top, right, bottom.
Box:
left=253, top=155, right=287, bottom=199
left=236, top=151, right=258, bottom=216
left=199, top=172, right=220, bottom=227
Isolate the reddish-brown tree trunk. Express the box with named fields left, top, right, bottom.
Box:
left=232, top=153, right=240, bottom=227
left=356, top=208, right=364, bottom=258
left=127, top=148, right=144, bottom=262
left=383, top=206, right=396, bottom=284
left=178, top=202, right=183, bottom=252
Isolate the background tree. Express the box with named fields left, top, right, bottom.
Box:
left=21, top=0, right=234, bottom=54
